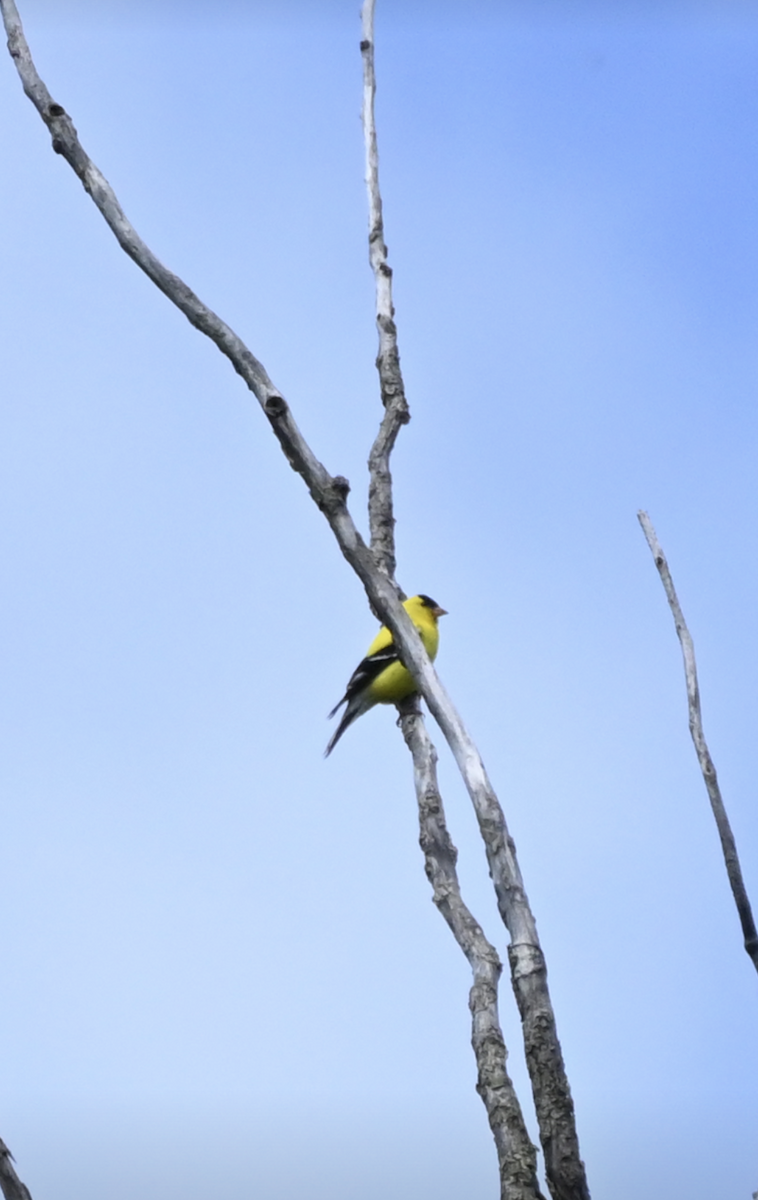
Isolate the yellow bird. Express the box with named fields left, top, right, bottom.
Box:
left=325, top=594, right=447, bottom=756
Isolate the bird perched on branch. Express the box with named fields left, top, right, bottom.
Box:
left=325, top=594, right=447, bottom=757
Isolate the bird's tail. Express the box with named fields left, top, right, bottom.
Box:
left=324, top=695, right=372, bottom=757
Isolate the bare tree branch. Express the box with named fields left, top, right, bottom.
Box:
left=357, top=7, right=587, bottom=1192
left=0, top=1141, right=33, bottom=1200
left=360, top=12, right=551, bottom=1181
left=420, top=690, right=589, bottom=1200
left=0, top=0, right=327, bottom=487
left=361, top=0, right=409, bottom=585
left=359, top=6, right=587, bottom=1192
left=638, top=511, right=758, bottom=974
left=399, top=697, right=545, bottom=1200
left=1, top=4, right=591, bottom=1195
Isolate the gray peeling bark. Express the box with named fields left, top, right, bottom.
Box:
left=399, top=695, right=545, bottom=1200
left=638, top=512, right=758, bottom=974
left=0, top=1141, right=33, bottom=1200
left=358, top=15, right=587, bottom=1189
left=360, top=7, right=543, bottom=1194
left=361, top=0, right=409, bottom=585
left=0, top=2, right=590, bottom=1196
left=403, top=650, right=589, bottom=1200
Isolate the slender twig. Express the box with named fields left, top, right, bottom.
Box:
left=0, top=5, right=591, bottom=1195
left=638, top=511, right=758, bottom=973
left=399, top=697, right=545, bottom=1200
left=361, top=0, right=409, bottom=584
left=0, top=1141, right=33, bottom=1200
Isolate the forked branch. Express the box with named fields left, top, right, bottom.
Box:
left=361, top=12, right=541, bottom=1192
left=638, top=511, right=758, bottom=974
left=1, top=2, right=591, bottom=1194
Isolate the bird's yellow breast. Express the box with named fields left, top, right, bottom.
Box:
left=365, top=599, right=440, bottom=705
left=367, top=659, right=418, bottom=704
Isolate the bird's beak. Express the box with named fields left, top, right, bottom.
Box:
left=432, top=605, right=448, bottom=618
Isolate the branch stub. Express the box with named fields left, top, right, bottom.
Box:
left=263, top=393, right=287, bottom=419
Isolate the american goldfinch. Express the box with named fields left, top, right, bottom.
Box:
left=325, top=594, right=447, bottom=756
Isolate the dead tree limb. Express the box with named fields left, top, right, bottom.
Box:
left=399, top=696, right=545, bottom=1200
left=0, top=1140, right=33, bottom=1200
left=0, top=2, right=591, bottom=1194
left=358, top=7, right=587, bottom=1193
left=638, top=510, right=758, bottom=974
left=361, top=13, right=541, bottom=1193
left=361, top=0, right=409, bottom=584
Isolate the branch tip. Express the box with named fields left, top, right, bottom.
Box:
left=638, top=512, right=758, bottom=976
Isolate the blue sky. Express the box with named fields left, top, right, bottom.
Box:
left=1, top=3, right=757, bottom=1198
